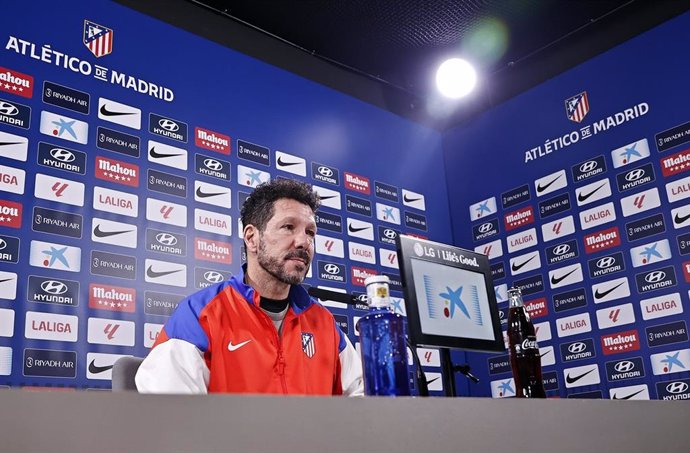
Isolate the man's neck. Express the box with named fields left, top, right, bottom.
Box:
left=245, top=263, right=290, bottom=299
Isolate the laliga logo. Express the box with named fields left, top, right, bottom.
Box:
left=155, top=233, right=178, bottom=246
left=204, top=271, right=224, bottom=283
left=568, top=342, right=587, bottom=354
left=614, top=360, right=635, bottom=373
left=41, top=280, right=68, bottom=295
left=0, top=101, right=19, bottom=116
left=666, top=382, right=689, bottom=394
left=645, top=271, right=666, bottom=283
left=478, top=222, right=493, bottom=234
left=625, top=168, right=646, bottom=182
left=158, top=119, right=179, bottom=132
left=553, top=244, right=571, bottom=256
left=50, top=148, right=76, bottom=162
left=596, top=256, right=616, bottom=269
left=579, top=160, right=598, bottom=173
left=317, top=166, right=333, bottom=177
left=323, top=264, right=340, bottom=275
left=203, top=158, right=222, bottom=171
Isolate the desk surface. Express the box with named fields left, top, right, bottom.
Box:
left=0, top=390, right=688, bottom=453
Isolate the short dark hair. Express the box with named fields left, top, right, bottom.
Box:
left=241, top=179, right=320, bottom=232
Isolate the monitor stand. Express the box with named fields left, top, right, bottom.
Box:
left=440, top=348, right=480, bottom=397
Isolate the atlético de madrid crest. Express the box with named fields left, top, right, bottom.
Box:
left=565, top=91, right=589, bottom=123
left=301, top=332, right=315, bottom=358
left=84, top=20, right=113, bottom=58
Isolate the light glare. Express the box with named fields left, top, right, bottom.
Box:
left=436, top=58, right=477, bottom=99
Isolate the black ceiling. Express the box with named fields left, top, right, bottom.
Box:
left=129, top=0, right=689, bottom=129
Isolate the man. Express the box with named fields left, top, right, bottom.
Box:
left=136, top=179, right=363, bottom=395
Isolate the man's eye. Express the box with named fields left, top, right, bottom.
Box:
left=283, top=224, right=294, bottom=230
left=306, top=230, right=316, bottom=238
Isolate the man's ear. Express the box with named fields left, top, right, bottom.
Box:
left=244, top=224, right=259, bottom=253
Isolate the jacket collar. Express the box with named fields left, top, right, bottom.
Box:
left=230, top=264, right=312, bottom=315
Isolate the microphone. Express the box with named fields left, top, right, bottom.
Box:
left=306, top=286, right=363, bottom=306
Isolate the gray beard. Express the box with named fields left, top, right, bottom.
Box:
left=257, top=240, right=306, bottom=286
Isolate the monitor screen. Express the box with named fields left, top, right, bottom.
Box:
left=397, top=235, right=504, bottom=352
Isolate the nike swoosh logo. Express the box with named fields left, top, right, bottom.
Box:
left=0, top=278, right=14, bottom=284
left=100, top=104, right=136, bottom=117
left=426, top=376, right=440, bottom=385
left=404, top=194, right=422, bottom=203
left=612, top=389, right=645, bottom=400
left=550, top=268, right=578, bottom=285
left=195, top=187, right=227, bottom=198
left=577, top=183, right=606, bottom=203
left=88, top=360, right=114, bottom=374
left=348, top=225, right=369, bottom=233
left=594, top=282, right=625, bottom=299
left=674, top=212, right=690, bottom=225
left=149, top=146, right=183, bottom=159
left=319, top=195, right=337, bottom=201
left=511, top=254, right=537, bottom=272
left=536, top=174, right=563, bottom=193
left=146, top=266, right=183, bottom=279
left=539, top=350, right=550, bottom=358
left=565, top=368, right=596, bottom=384
left=0, top=141, right=23, bottom=146
left=93, top=225, right=133, bottom=238
left=227, top=339, right=252, bottom=351
left=277, top=156, right=301, bottom=167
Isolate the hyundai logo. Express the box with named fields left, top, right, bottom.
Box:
left=156, top=233, right=178, bottom=246
left=568, top=342, right=587, bottom=354
left=579, top=160, right=598, bottom=173
left=596, top=256, right=616, bottom=269
left=204, top=271, right=224, bottom=283
left=553, top=244, right=571, bottom=256
left=158, top=119, right=179, bottom=131
left=498, top=310, right=504, bottom=319
left=614, top=360, right=635, bottom=373
left=50, top=148, right=76, bottom=162
left=0, top=239, right=5, bottom=250
left=383, top=229, right=397, bottom=239
left=478, top=222, right=494, bottom=234
left=203, top=158, right=223, bottom=171
left=625, top=169, right=646, bottom=182
left=323, top=263, right=340, bottom=275
left=645, top=271, right=666, bottom=283
left=666, top=382, right=689, bottom=394
left=356, top=294, right=368, bottom=303
left=0, top=101, right=18, bottom=116
left=317, top=166, right=333, bottom=177
left=41, top=280, right=68, bottom=295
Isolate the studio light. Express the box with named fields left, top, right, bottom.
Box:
left=435, top=58, right=477, bottom=99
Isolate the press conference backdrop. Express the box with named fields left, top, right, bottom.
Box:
left=445, top=11, right=690, bottom=400
left=0, top=0, right=456, bottom=393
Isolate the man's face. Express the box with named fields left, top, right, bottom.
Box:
left=256, top=198, right=316, bottom=285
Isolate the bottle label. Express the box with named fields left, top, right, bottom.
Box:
left=520, top=338, right=539, bottom=351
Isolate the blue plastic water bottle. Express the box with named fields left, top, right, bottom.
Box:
left=357, top=275, right=410, bottom=396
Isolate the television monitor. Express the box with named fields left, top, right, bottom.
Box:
left=397, top=235, right=505, bottom=352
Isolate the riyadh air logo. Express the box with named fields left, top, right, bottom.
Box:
left=40, top=111, right=88, bottom=144
left=29, top=240, right=81, bottom=273
left=565, top=91, right=589, bottom=123
left=611, top=138, right=650, bottom=168
left=469, top=196, right=497, bottom=221
left=84, top=20, right=113, bottom=58
left=630, top=239, right=671, bottom=268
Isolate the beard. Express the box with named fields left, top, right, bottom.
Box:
left=257, top=239, right=311, bottom=286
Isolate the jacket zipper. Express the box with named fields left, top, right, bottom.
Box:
left=254, top=305, right=289, bottom=394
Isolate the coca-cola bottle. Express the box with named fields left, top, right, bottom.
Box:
left=507, top=287, right=546, bottom=398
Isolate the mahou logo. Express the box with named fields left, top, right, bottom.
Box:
left=95, top=156, right=139, bottom=187
left=194, top=237, right=232, bottom=264
left=601, top=329, right=640, bottom=355
left=344, top=172, right=370, bottom=195
left=195, top=127, right=230, bottom=155
left=524, top=297, right=548, bottom=319
left=660, top=148, right=690, bottom=177
left=584, top=226, right=621, bottom=254
left=0, top=66, right=33, bottom=98
left=0, top=199, right=22, bottom=228
left=504, top=206, right=534, bottom=231
left=89, top=283, right=136, bottom=313
left=351, top=266, right=377, bottom=286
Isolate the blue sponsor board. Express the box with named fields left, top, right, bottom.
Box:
left=587, top=252, right=625, bottom=279
left=383, top=272, right=402, bottom=291
left=195, top=154, right=231, bottom=181
left=144, top=291, right=183, bottom=316
left=513, top=274, right=544, bottom=296
left=37, top=142, right=86, bottom=175
left=490, top=261, right=505, bottom=280
left=497, top=306, right=507, bottom=326
left=146, top=229, right=187, bottom=257
left=97, top=126, right=140, bottom=157
left=90, top=250, right=136, bottom=280
left=378, top=225, right=399, bottom=246
left=605, top=357, right=645, bottom=382
left=237, top=191, right=251, bottom=211
left=567, top=390, right=603, bottom=399
left=315, top=211, right=343, bottom=233
left=27, top=275, right=79, bottom=306
left=646, top=320, right=688, bottom=348
left=545, top=239, right=579, bottom=265
left=346, top=195, right=372, bottom=217
left=32, top=206, right=83, bottom=239
left=23, top=349, right=76, bottom=378
left=317, top=260, right=346, bottom=283
left=404, top=211, right=428, bottom=231
left=657, top=378, right=690, bottom=400
left=311, top=162, right=339, bottom=186
left=487, top=354, right=511, bottom=375
left=237, top=139, right=270, bottom=166
left=0, top=97, right=30, bottom=129
left=538, top=192, right=571, bottom=219
left=0, top=234, right=19, bottom=263
left=560, top=338, right=596, bottom=363
left=635, top=265, right=677, bottom=294
left=553, top=288, right=588, bottom=313
left=149, top=113, right=188, bottom=143
left=473, top=218, right=499, bottom=242
left=616, top=162, right=655, bottom=192
left=194, top=267, right=232, bottom=289
left=571, top=155, right=606, bottom=183
left=374, top=181, right=399, bottom=202
left=501, top=184, right=530, bottom=208
left=677, top=232, right=690, bottom=255
left=625, top=212, right=665, bottom=242
left=542, top=370, right=559, bottom=391
left=333, top=314, right=349, bottom=335
left=147, top=169, right=187, bottom=198
left=42, top=81, right=90, bottom=114
left=655, top=120, right=690, bottom=152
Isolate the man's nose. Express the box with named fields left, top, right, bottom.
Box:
left=294, top=230, right=313, bottom=249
